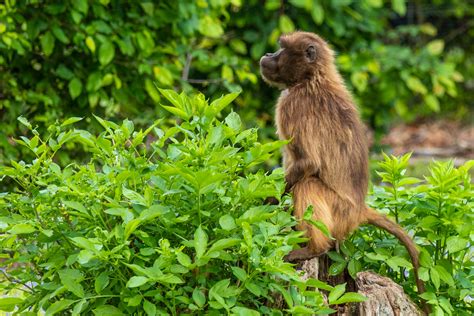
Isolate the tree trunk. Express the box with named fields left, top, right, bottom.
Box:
left=298, top=255, right=422, bottom=316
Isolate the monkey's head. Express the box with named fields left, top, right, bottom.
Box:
left=260, top=32, right=334, bottom=88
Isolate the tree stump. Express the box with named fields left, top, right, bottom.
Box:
left=298, top=254, right=422, bottom=316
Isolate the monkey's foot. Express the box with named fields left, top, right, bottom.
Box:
left=284, top=248, right=320, bottom=262
left=264, top=196, right=279, bottom=205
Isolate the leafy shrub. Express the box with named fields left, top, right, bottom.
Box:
left=331, top=154, right=473, bottom=315
left=0, top=91, right=369, bottom=315
left=1, top=1, right=472, bottom=163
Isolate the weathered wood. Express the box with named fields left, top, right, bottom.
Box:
left=297, top=255, right=422, bottom=315
left=355, top=272, right=422, bottom=316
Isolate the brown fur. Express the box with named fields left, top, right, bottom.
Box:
left=260, top=32, right=426, bottom=306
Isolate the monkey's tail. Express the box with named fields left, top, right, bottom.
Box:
left=363, top=207, right=429, bottom=313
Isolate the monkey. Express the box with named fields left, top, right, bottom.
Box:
left=260, top=31, right=427, bottom=307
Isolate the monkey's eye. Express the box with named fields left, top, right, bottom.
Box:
left=306, top=45, right=316, bottom=62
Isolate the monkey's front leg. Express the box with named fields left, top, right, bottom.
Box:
left=284, top=163, right=305, bottom=193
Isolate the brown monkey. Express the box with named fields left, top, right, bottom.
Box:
left=260, top=32, right=426, bottom=299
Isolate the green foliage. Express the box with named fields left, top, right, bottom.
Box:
left=1, top=1, right=473, bottom=163
left=330, top=153, right=473, bottom=315
left=0, top=91, right=370, bottom=315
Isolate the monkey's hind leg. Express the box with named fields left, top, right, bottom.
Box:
left=285, top=178, right=335, bottom=262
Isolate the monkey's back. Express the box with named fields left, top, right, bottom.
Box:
left=276, top=84, right=369, bottom=217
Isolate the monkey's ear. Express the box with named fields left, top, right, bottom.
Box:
left=306, top=45, right=316, bottom=62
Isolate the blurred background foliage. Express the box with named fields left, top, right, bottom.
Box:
left=1, top=0, right=473, bottom=164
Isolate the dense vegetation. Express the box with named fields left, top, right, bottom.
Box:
left=0, top=91, right=472, bottom=315
left=1, top=0, right=473, bottom=163
left=0, top=1, right=472, bottom=315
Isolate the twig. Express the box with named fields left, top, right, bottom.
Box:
left=181, top=52, right=193, bottom=81
left=187, top=78, right=223, bottom=84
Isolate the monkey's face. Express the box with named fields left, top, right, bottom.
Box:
left=260, top=32, right=332, bottom=88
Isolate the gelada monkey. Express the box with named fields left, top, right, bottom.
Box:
left=260, top=32, right=426, bottom=300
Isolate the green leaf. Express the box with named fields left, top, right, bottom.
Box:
left=366, top=0, right=382, bottom=7
left=351, top=71, right=368, bottom=92
left=0, top=297, right=23, bottom=312
left=139, top=205, right=167, bottom=221
left=143, top=300, right=156, bottom=316
left=58, top=269, right=85, bottom=298
left=158, top=89, right=183, bottom=109
left=176, top=251, right=192, bottom=267
left=231, top=266, right=247, bottom=281
left=95, top=272, right=109, bottom=294
left=194, top=225, right=208, bottom=258
left=219, top=214, right=236, bottom=230
left=193, top=288, right=206, bottom=308
left=327, top=251, right=345, bottom=263
left=311, top=3, right=324, bottom=24
left=331, top=292, right=367, bottom=305
left=405, top=76, right=427, bottom=94
left=305, top=279, right=334, bottom=291
left=392, top=0, right=406, bottom=15
left=232, top=306, right=260, bottom=316
left=156, top=274, right=184, bottom=284
left=207, top=238, right=240, bottom=254
left=124, top=219, right=141, bottom=239
left=425, top=95, right=440, bottom=112
left=430, top=267, right=440, bottom=290
left=328, top=283, right=346, bottom=304
left=99, top=40, right=115, bottom=65
left=56, top=64, right=74, bottom=79
left=434, top=265, right=455, bottom=287
left=69, top=78, right=83, bottom=99
left=70, top=237, right=102, bottom=252
left=206, top=92, right=240, bottom=118
left=279, top=15, right=295, bottom=33
left=122, top=186, right=147, bottom=205
left=225, top=112, right=242, bottom=132
left=426, top=40, right=444, bottom=56
left=198, top=16, right=223, bottom=38
left=85, top=36, right=96, bottom=53
left=270, top=283, right=294, bottom=308
left=86, top=72, right=102, bottom=92
left=347, top=259, right=361, bottom=278
left=52, top=25, right=69, bottom=44
left=8, top=223, right=35, bottom=234
left=126, top=276, right=149, bottom=288
left=446, top=236, right=468, bottom=253
left=245, top=282, right=262, bottom=296
left=62, top=117, right=83, bottom=127
left=17, top=116, right=32, bottom=129
left=161, top=105, right=190, bottom=120
left=386, top=256, right=412, bottom=270
left=73, top=0, right=88, bottom=14
left=329, top=261, right=346, bottom=276
left=104, top=208, right=134, bottom=223
left=72, top=299, right=87, bottom=316
left=93, top=305, right=124, bottom=316
left=288, top=306, right=318, bottom=314
left=45, top=299, right=75, bottom=316
left=40, top=31, right=55, bottom=56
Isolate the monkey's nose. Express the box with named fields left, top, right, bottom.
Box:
left=265, top=53, right=273, bottom=57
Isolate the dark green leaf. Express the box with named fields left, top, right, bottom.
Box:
left=45, top=300, right=75, bottom=316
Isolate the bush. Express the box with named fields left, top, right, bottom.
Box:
left=0, top=91, right=368, bottom=315
left=332, top=154, right=473, bottom=315
left=1, top=1, right=472, bottom=163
